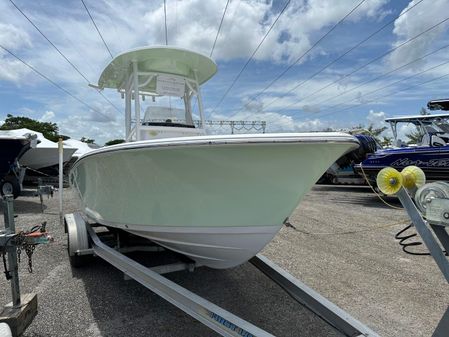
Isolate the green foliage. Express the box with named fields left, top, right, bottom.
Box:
left=420, top=107, right=430, bottom=115
left=405, top=130, right=423, bottom=144
left=80, top=137, right=95, bottom=144
left=380, top=136, right=392, bottom=147
left=349, top=123, right=388, bottom=145
left=0, top=114, right=59, bottom=141
left=104, top=139, right=126, bottom=146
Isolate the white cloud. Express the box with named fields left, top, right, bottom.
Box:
left=0, top=0, right=390, bottom=90
left=0, top=23, right=33, bottom=82
left=366, top=110, right=386, bottom=126
left=0, top=23, right=32, bottom=50
left=396, top=122, right=418, bottom=141
left=139, top=0, right=389, bottom=63
left=40, top=110, right=55, bottom=121
left=0, top=0, right=445, bottom=144
left=210, top=109, right=329, bottom=133
left=365, top=109, right=421, bottom=142
left=0, top=58, right=31, bottom=82
left=388, top=0, right=449, bottom=70
left=57, top=113, right=124, bottom=144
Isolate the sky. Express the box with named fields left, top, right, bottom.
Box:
left=0, top=0, right=448, bottom=144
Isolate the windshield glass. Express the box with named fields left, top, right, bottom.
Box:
left=433, top=118, right=449, bottom=133
left=143, top=96, right=194, bottom=126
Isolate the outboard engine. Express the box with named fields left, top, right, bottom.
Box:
left=323, top=134, right=378, bottom=184
left=334, top=134, right=378, bottom=168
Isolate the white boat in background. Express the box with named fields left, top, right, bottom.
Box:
left=5, top=128, right=77, bottom=170
left=70, top=46, right=359, bottom=269
left=63, top=138, right=100, bottom=159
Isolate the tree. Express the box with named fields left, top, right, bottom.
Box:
left=405, top=130, right=423, bottom=144
left=0, top=114, right=59, bottom=141
left=380, top=136, right=393, bottom=147
left=80, top=137, right=95, bottom=144
left=349, top=123, right=387, bottom=145
left=104, top=139, right=125, bottom=146
left=420, top=107, right=430, bottom=115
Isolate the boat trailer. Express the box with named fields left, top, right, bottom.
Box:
left=394, top=188, right=449, bottom=337
left=0, top=195, right=52, bottom=337
left=65, top=212, right=379, bottom=337
left=375, top=166, right=449, bottom=337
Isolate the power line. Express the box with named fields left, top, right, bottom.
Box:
left=210, top=0, right=231, bottom=57
left=0, top=43, right=110, bottom=119
left=260, top=0, right=425, bottom=112
left=276, top=42, right=449, bottom=115
left=9, top=0, right=90, bottom=82
left=163, top=0, right=168, bottom=45
left=80, top=0, right=114, bottom=59
left=315, top=62, right=449, bottom=119
left=209, top=0, right=291, bottom=115
left=240, top=0, right=367, bottom=109
left=294, top=15, right=449, bottom=105
left=310, top=42, right=449, bottom=110
left=9, top=0, right=121, bottom=114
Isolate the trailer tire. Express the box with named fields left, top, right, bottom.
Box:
left=0, top=176, right=21, bottom=199
left=69, top=252, right=89, bottom=268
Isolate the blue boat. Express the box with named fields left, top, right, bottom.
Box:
left=355, top=99, right=449, bottom=182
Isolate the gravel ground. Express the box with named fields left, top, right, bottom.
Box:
left=0, top=185, right=448, bottom=337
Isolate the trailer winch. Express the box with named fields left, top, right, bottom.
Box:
left=376, top=165, right=449, bottom=336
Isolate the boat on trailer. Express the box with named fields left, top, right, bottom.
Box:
left=0, top=131, right=37, bottom=198
left=70, top=46, right=359, bottom=269
left=355, top=101, right=449, bottom=183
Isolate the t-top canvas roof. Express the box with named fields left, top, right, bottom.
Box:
left=98, top=46, right=217, bottom=91
left=385, top=113, right=449, bottom=124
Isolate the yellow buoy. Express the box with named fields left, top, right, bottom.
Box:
left=401, top=166, right=426, bottom=189
left=376, top=167, right=403, bottom=195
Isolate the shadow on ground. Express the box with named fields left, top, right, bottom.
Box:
left=313, top=185, right=402, bottom=209
left=0, top=199, right=45, bottom=214
left=70, top=252, right=344, bottom=337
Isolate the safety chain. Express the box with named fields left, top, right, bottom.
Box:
left=15, top=232, right=37, bottom=273
left=1, top=222, right=48, bottom=278
left=1, top=249, right=11, bottom=280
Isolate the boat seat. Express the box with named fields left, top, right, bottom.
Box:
left=431, top=135, right=446, bottom=147
left=420, top=134, right=430, bottom=146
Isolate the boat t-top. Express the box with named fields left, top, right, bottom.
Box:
left=70, top=46, right=359, bottom=269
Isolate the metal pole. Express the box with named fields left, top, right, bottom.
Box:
left=58, top=138, right=63, bottom=227
left=125, top=88, right=131, bottom=140
left=132, top=60, right=141, bottom=141
left=3, top=195, right=21, bottom=307
left=193, top=71, right=205, bottom=129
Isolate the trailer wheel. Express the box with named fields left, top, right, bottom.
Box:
left=0, top=176, right=21, bottom=199
left=65, top=213, right=91, bottom=268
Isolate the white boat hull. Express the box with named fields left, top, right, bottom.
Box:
left=20, top=147, right=76, bottom=169
left=71, top=133, right=359, bottom=268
